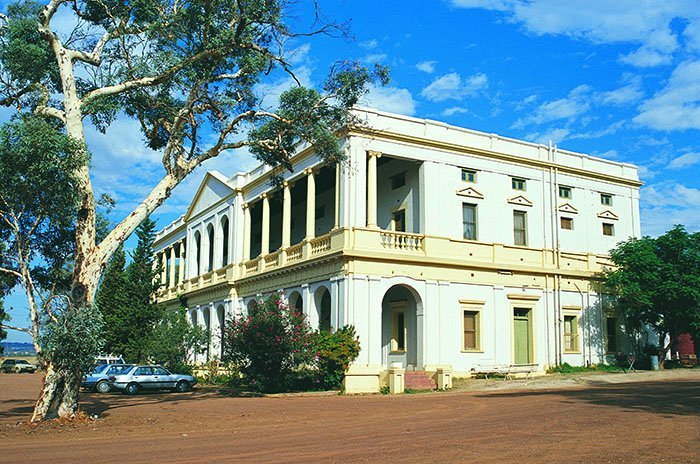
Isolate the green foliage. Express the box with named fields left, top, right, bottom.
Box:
left=223, top=291, right=316, bottom=393
left=195, top=360, right=240, bottom=386
left=314, top=326, right=361, bottom=390
left=38, top=303, right=104, bottom=376
left=94, top=219, right=165, bottom=362
left=142, top=306, right=207, bottom=374
left=603, top=225, right=700, bottom=361
left=547, top=362, right=623, bottom=374
left=0, top=299, right=7, bottom=354
left=0, top=115, right=84, bottom=295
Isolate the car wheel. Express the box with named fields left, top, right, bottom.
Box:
left=95, top=380, right=111, bottom=394
left=175, top=380, right=190, bottom=393
left=124, top=382, right=139, bottom=395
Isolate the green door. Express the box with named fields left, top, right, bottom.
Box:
left=513, top=308, right=531, bottom=365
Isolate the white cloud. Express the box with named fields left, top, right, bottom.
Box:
left=360, top=84, right=417, bottom=116
left=634, top=59, right=700, bottom=131
left=668, top=152, right=700, bottom=169
left=513, top=85, right=591, bottom=128
left=441, top=107, right=469, bottom=117
left=598, top=78, right=643, bottom=105
left=255, top=65, right=314, bottom=110
left=415, top=61, right=437, bottom=74
left=287, top=43, right=312, bottom=66
left=619, top=47, right=672, bottom=67
left=641, top=181, right=700, bottom=235
left=363, top=53, right=388, bottom=63
left=594, top=149, right=619, bottom=159
left=524, top=128, right=571, bottom=145
left=451, top=0, right=700, bottom=68
left=420, top=72, right=488, bottom=102
left=360, top=39, right=379, bottom=50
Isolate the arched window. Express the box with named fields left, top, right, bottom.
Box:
left=221, top=216, right=229, bottom=267
left=193, top=231, right=201, bottom=276
left=207, top=224, right=214, bottom=272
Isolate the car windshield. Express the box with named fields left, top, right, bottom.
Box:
left=16, top=360, right=29, bottom=365
left=106, top=365, right=133, bottom=375
left=92, top=364, right=110, bottom=374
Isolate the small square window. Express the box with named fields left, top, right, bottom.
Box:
left=461, top=169, right=477, bottom=183
left=315, top=206, right=325, bottom=219
left=603, top=223, right=614, bottom=236
left=512, top=177, right=526, bottom=191
left=559, top=186, right=572, bottom=199
left=390, top=172, right=406, bottom=190
left=601, top=193, right=613, bottom=206
left=560, top=217, right=574, bottom=230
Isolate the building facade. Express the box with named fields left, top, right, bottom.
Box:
left=153, top=108, right=642, bottom=392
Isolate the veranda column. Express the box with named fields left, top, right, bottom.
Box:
left=366, top=151, right=381, bottom=228
left=305, top=168, right=316, bottom=239
left=160, top=252, right=167, bottom=285
left=333, top=164, right=340, bottom=229
left=178, top=241, right=186, bottom=285
left=261, top=193, right=270, bottom=256
left=282, top=181, right=292, bottom=248
left=169, top=246, right=176, bottom=288
left=242, top=203, right=251, bottom=262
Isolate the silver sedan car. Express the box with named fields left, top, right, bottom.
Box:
left=108, top=365, right=197, bottom=394
left=82, top=363, right=133, bottom=393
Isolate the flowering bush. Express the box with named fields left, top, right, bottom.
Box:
left=222, top=291, right=315, bottom=392
left=314, top=326, right=361, bottom=390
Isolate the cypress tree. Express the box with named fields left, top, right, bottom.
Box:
left=94, top=246, right=129, bottom=356
left=124, top=218, right=164, bottom=362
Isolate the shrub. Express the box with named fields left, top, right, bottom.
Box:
left=314, top=326, right=361, bottom=390
left=223, top=292, right=315, bottom=392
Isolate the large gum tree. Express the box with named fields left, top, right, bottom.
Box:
left=0, top=0, right=387, bottom=421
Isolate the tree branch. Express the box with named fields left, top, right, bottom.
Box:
left=0, top=267, right=22, bottom=279
left=0, top=323, right=32, bottom=335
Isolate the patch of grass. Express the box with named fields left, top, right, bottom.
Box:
left=547, top=362, right=623, bottom=374
left=403, top=388, right=434, bottom=394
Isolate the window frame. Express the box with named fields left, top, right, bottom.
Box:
left=513, top=210, right=528, bottom=246
left=511, top=177, right=527, bottom=191
left=560, top=217, right=574, bottom=230
left=602, top=222, right=615, bottom=236
left=462, top=310, right=481, bottom=351
left=563, top=314, right=580, bottom=353
left=390, top=171, right=406, bottom=190
left=390, top=301, right=407, bottom=353
left=558, top=186, right=572, bottom=199
left=391, top=208, right=406, bottom=232
left=461, top=168, right=477, bottom=183
left=462, top=203, right=477, bottom=240
left=600, top=193, right=613, bottom=206
left=605, top=315, right=619, bottom=354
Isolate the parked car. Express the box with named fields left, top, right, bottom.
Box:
left=108, top=365, right=197, bottom=395
left=95, top=355, right=126, bottom=365
left=81, top=364, right=133, bottom=393
left=1, top=359, right=38, bottom=373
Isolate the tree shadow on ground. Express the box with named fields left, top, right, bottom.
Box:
left=474, top=380, right=700, bottom=417
left=79, top=386, right=263, bottom=418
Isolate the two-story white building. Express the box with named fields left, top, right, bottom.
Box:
left=153, top=107, right=641, bottom=392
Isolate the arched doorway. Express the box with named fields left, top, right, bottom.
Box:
left=314, top=287, right=331, bottom=332
left=216, top=305, right=225, bottom=359
left=381, top=284, right=421, bottom=370
left=202, top=307, right=211, bottom=361
left=288, top=291, right=303, bottom=314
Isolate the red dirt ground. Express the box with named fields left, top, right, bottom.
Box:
left=1, top=371, right=699, bottom=463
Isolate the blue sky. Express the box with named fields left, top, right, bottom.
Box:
left=3, top=0, right=699, bottom=341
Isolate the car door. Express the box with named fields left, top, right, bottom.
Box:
left=132, top=366, right=154, bottom=389
left=152, top=367, right=173, bottom=389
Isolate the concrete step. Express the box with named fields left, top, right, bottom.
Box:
left=404, top=371, right=436, bottom=391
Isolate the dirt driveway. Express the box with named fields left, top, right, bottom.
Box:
left=1, top=370, right=699, bottom=463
